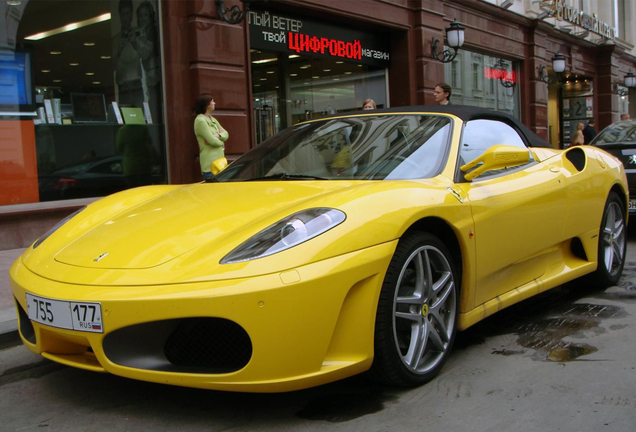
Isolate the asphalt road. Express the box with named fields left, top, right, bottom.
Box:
left=2, top=231, right=636, bottom=432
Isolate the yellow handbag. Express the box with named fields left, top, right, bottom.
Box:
left=211, top=157, right=228, bottom=175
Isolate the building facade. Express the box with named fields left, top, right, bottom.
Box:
left=1, top=0, right=635, bottom=248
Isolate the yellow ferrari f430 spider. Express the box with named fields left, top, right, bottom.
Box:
left=9, top=106, right=628, bottom=392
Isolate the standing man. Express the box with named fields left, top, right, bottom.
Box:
left=582, top=120, right=597, bottom=144
left=434, top=83, right=452, bottom=105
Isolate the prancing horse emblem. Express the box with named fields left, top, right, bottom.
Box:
left=629, top=155, right=636, bottom=165
left=93, top=252, right=109, bottom=262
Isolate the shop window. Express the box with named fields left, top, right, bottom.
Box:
left=1, top=0, right=167, bottom=206
left=251, top=50, right=388, bottom=144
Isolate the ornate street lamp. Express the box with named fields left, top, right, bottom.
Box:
left=538, top=53, right=566, bottom=84
left=215, top=0, right=251, bottom=24
left=431, top=19, right=465, bottom=63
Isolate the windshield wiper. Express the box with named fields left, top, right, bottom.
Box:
left=245, top=173, right=327, bottom=181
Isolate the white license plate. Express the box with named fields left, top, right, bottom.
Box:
left=630, top=200, right=636, bottom=211
left=26, top=293, right=103, bottom=333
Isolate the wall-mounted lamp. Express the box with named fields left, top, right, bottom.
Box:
left=613, top=72, right=636, bottom=96
left=614, top=82, right=629, bottom=96
left=431, top=19, right=465, bottom=63
left=625, top=71, right=636, bottom=88
left=538, top=53, right=566, bottom=84
left=215, top=0, right=251, bottom=24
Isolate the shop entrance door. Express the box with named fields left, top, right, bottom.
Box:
left=254, top=106, right=275, bottom=143
left=559, top=76, right=594, bottom=148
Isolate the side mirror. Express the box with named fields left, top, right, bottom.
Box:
left=460, top=145, right=530, bottom=181
left=211, top=157, right=228, bottom=175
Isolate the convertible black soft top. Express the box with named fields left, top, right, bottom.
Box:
left=356, top=105, right=553, bottom=149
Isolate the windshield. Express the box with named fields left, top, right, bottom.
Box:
left=593, top=121, right=636, bottom=145
left=215, top=114, right=452, bottom=182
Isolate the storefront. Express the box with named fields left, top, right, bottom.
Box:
left=2, top=0, right=635, bottom=249
left=1, top=0, right=168, bottom=207
left=540, top=0, right=633, bottom=149
left=248, top=8, right=391, bottom=143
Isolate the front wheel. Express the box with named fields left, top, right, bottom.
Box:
left=370, top=232, right=459, bottom=387
left=589, top=192, right=627, bottom=287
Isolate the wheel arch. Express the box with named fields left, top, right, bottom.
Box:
left=401, top=217, right=464, bottom=289
left=609, top=183, right=628, bottom=219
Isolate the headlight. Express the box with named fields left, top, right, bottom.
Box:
left=33, top=206, right=86, bottom=249
left=220, top=208, right=346, bottom=264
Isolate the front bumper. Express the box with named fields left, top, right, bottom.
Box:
left=10, top=241, right=395, bottom=392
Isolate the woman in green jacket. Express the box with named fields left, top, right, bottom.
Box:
left=193, top=93, right=229, bottom=180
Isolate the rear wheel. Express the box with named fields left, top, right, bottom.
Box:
left=371, top=232, right=459, bottom=386
left=590, top=192, right=626, bottom=287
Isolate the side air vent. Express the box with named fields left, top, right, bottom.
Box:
left=565, top=148, right=586, bottom=171
left=570, top=237, right=588, bottom=261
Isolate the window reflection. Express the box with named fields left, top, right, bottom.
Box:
left=1, top=0, right=167, bottom=206
left=215, top=115, right=451, bottom=181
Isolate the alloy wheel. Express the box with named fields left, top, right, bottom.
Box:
left=392, top=245, right=456, bottom=374
left=602, top=201, right=625, bottom=277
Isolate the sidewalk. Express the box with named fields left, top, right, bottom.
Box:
left=0, top=248, right=26, bottom=345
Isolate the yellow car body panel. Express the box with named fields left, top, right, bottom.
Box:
left=12, top=242, right=396, bottom=392
left=8, top=109, right=628, bottom=392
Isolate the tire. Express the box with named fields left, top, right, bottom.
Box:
left=370, top=231, right=459, bottom=387
left=589, top=192, right=627, bottom=287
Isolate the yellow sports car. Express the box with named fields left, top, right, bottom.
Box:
left=9, top=106, right=628, bottom=392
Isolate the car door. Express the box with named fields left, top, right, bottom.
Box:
left=457, top=119, right=567, bottom=307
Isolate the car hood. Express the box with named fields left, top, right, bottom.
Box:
left=21, top=178, right=456, bottom=285
left=51, top=181, right=356, bottom=270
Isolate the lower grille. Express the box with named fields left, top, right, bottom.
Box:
left=103, top=318, right=252, bottom=373
left=164, top=318, right=252, bottom=371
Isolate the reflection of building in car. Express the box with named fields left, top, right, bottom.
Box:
left=38, top=156, right=161, bottom=202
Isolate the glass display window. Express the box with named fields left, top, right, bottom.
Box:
left=0, top=0, right=166, bottom=206
left=251, top=50, right=388, bottom=144
left=248, top=7, right=390, bottom=144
